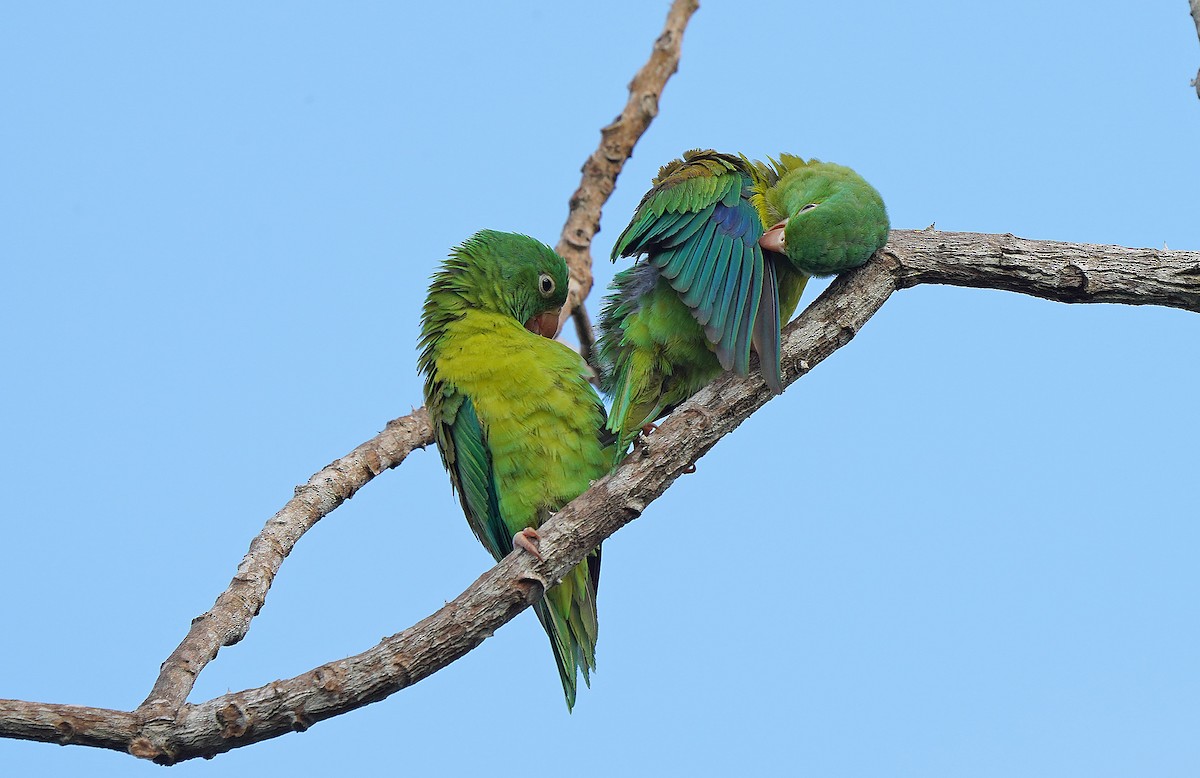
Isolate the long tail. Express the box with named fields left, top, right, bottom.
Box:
left=532, top=549, right=601, bottom=710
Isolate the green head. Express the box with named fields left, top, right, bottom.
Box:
left=421, top=230, right=569, bottom=339
left=758, top=156, right=889, bottom=277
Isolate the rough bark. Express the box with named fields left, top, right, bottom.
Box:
left=890, top=229, right=1200, bottom=312
left=1, top=232, right=1197, bottom=762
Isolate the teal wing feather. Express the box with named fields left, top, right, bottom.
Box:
left=436, top=388, right=511, bottom=561
left=434, top=382, right=605, bottom=709
left=611, top=150, right=778, bottom=383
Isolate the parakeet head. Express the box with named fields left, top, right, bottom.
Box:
left=757, top=156, right=889, bottom=277
left=423, top=230, right=569, bottom=338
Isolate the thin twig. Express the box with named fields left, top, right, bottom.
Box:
left=556, top=0, right=700, bottom=370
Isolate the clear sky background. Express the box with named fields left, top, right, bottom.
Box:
left=3, top=2, right=1199, bottom=776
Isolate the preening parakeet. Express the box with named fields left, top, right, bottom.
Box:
left=419, top=230, right=610, bottom=710
left=596, top=149, right=889, bottom=458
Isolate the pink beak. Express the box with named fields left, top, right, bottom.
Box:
left=524, top=308, right=563, bottom=338
left=759, top=219, right=788, bottom=254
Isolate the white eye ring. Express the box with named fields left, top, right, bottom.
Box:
left=538, top=272, right=556, bottom=297
left=800, top=203, right=819, bottom=212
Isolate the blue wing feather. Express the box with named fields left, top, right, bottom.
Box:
left=611, top=152, right=777, bottom=378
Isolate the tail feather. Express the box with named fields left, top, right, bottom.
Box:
left=752, top=255, right=784, bottom=393
left=533, top=553, right=600, bottom=711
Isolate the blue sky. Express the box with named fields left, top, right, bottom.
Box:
left=3, top=2, right=1198, bottom=776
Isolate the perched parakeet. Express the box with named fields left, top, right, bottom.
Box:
left=596, top=149, right=889, bottom=459
left=418, top=230, right=610, bottom=710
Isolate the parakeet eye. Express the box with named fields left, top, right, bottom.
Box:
left=538, top=272, right=556, bottom=297
left=800, top=203, right=819, bottom=212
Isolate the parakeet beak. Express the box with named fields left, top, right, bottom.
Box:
left=759, top=220, right=788, bottom=253
left=524, top=308, right=563, bottom=338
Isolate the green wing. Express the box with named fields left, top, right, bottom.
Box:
left=435, top=388, right=511, bottom=562
left=434, top=382, right=603, bottom=709
left=611, top=150, right=780, bottom=385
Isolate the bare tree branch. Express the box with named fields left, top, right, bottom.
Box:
left=2, top=231, right=1196, bottom=762
left=1191, top=1, right=1200, bottom=98
left=890, top=229, right=1200, bottom=312
left=556, top=0, right=700, bottom=369
left=137, top=411, right=434, bottom=716
left=0, top=701, right=138, bottom=754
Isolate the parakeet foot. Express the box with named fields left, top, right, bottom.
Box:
left=512, top=527, right=543, bottom=561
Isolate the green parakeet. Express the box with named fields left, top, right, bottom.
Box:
left=596, top=149, right=889, bottom=459
left=418, top=230, right=610, bottom=710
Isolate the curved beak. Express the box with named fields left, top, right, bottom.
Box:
left=524, top=308, right=563, bottom=339
left=759, top=219, right=788, bottom=254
